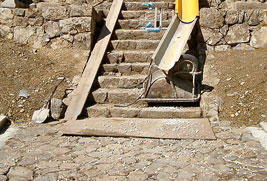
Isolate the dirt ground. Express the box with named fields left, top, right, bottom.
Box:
left=0, top=38, right=88, bottom=123
left=210, top=47, right=267, bottom=126
left=0, top=37, right=266, bottom=127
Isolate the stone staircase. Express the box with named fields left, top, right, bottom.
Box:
left=86, top=0, right=202, bottom=120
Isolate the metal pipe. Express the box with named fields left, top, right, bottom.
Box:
left=160, top=8, right=163, bottom=28
left=154, top=7, right=157, bottom=28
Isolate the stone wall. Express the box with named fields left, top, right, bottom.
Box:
left=198, top=0, right=267, bottom=51
left=0, top=2, right=97, bottom=50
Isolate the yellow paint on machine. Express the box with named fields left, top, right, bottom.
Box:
left=175, top=0, right=199, bottom=23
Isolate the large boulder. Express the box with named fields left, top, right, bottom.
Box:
left=199, top=8, right=224, bottom=29
left=225, top=24, right=250, bottom=44
left=250, top=26, right=267, bottom=48
left=199, top=27, right=223, bottom=46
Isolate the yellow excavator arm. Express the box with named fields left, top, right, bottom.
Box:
left=175, top=0, right=199, bottom=23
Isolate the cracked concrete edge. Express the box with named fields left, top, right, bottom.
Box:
left=0, top=115, right=8, bottom=130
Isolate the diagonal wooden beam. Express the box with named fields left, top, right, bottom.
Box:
left=64, top=0, right=123, bottom=121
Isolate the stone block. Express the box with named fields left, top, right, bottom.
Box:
left=199, top=8, right=224, bottom=29
left=233, top=43, right=254, bottom=50
left=234, top=2, right=267, bottom=10
left=73, top=32, right=92, bottom=49
left=14, top=26, right=35, bottom=44
left=59, top=17, right=93, bottom=33
left=92, top=89, right=107, bottom=104
left=250, top=26, right=267, bottom=48
left=87, top=105, right=110, bottom=118
left=50, top=38, right=71, bottom=49
left=14, top=8, right=25, bottom=16
left=248, top=10, right=261, bottom=25
left=0, top=8, right=13, bottom=25
left=50, top=98, right=66, bottom=120
left=225, top=10, right=239, bottom=25
left=111, top=40, right=159, bottom=50
left=13, top=16, right=28, bottom=27
left=42, top=6, right=68, bottom=21
left=200, top=28, right=223, bottom=46
left=225, top=24, right=250, bottom=45
left=110, top=107, right=140, bottom=118
left=107, top=52, right=123, bottom=64
left=70, top=4, right=94, bottom=17
left=0, top=25, right=11, bottom=37
left=28, top=17, right=43, bottom=26
left=98, top=75, right=145, bottom=88
left=45, top=21, right=60, bottom=38
left=25, top=8, right=41, bottom=18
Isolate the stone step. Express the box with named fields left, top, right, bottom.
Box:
left=123, top=2, right=174, bottom=11
left=110, top=40, right=160, bottom=51
left=98, top=75, right=146, bottom=88
left=87, top=104, right=202, bottom=119
left=124, top=0, right=174, bottom=2
left=120, top=10, right=173, bottom=20
left=117, top=19, right=171, bottom=29
left=106, top=50, right=154, bottom=64
left=91, top=88, right=144, bottom=104
left=102, top=62, right=151, bottom=75
left=114, top=29, right=165, bottom=40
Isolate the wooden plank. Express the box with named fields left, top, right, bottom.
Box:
left=64, top=0, right=123, bottom=121
left=61, top=118, right=216, bottom=140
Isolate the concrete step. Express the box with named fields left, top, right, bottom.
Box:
left=120, top=10, right=173, bottom=20
left=114, top=29, right=165, bottom=40
left=98, top=75, right=146, bottom=88
left=91, top=88, right=144, bottom=104
left=110, top=40, right=160, bottom=51
left=106, top=50, right=154, bottom=64
left=117, top=19, right=171, bottom=29
left=102, top=62, right=151, bottom=75
left=87, top=104, right=202, bottom=119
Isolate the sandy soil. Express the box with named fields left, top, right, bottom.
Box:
left=0, top=38, right=88, bottom=123
left=211, top=48, right=267, bottom=126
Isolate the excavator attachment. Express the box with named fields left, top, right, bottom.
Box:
left=153, top=15, right=197, bottom=71
left=176, top=0, right=199, bottom=23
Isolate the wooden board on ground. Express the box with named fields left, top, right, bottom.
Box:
left=61, top=118, right=216, bottom=140
left=64, top=0, right=123, bottom=121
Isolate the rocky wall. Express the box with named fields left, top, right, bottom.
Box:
left=0, top=2, right=97, bottom=50
left=198, top=0, right=267, bottom=51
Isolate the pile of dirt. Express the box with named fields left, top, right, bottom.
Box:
left=211, top=48, right=267, bottom=126
left=0, top=38, right=87, bottom=123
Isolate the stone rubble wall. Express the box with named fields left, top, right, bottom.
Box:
left=198, top=0, right=267, bottom=51
left=0, top=2, right=97, bottom=50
